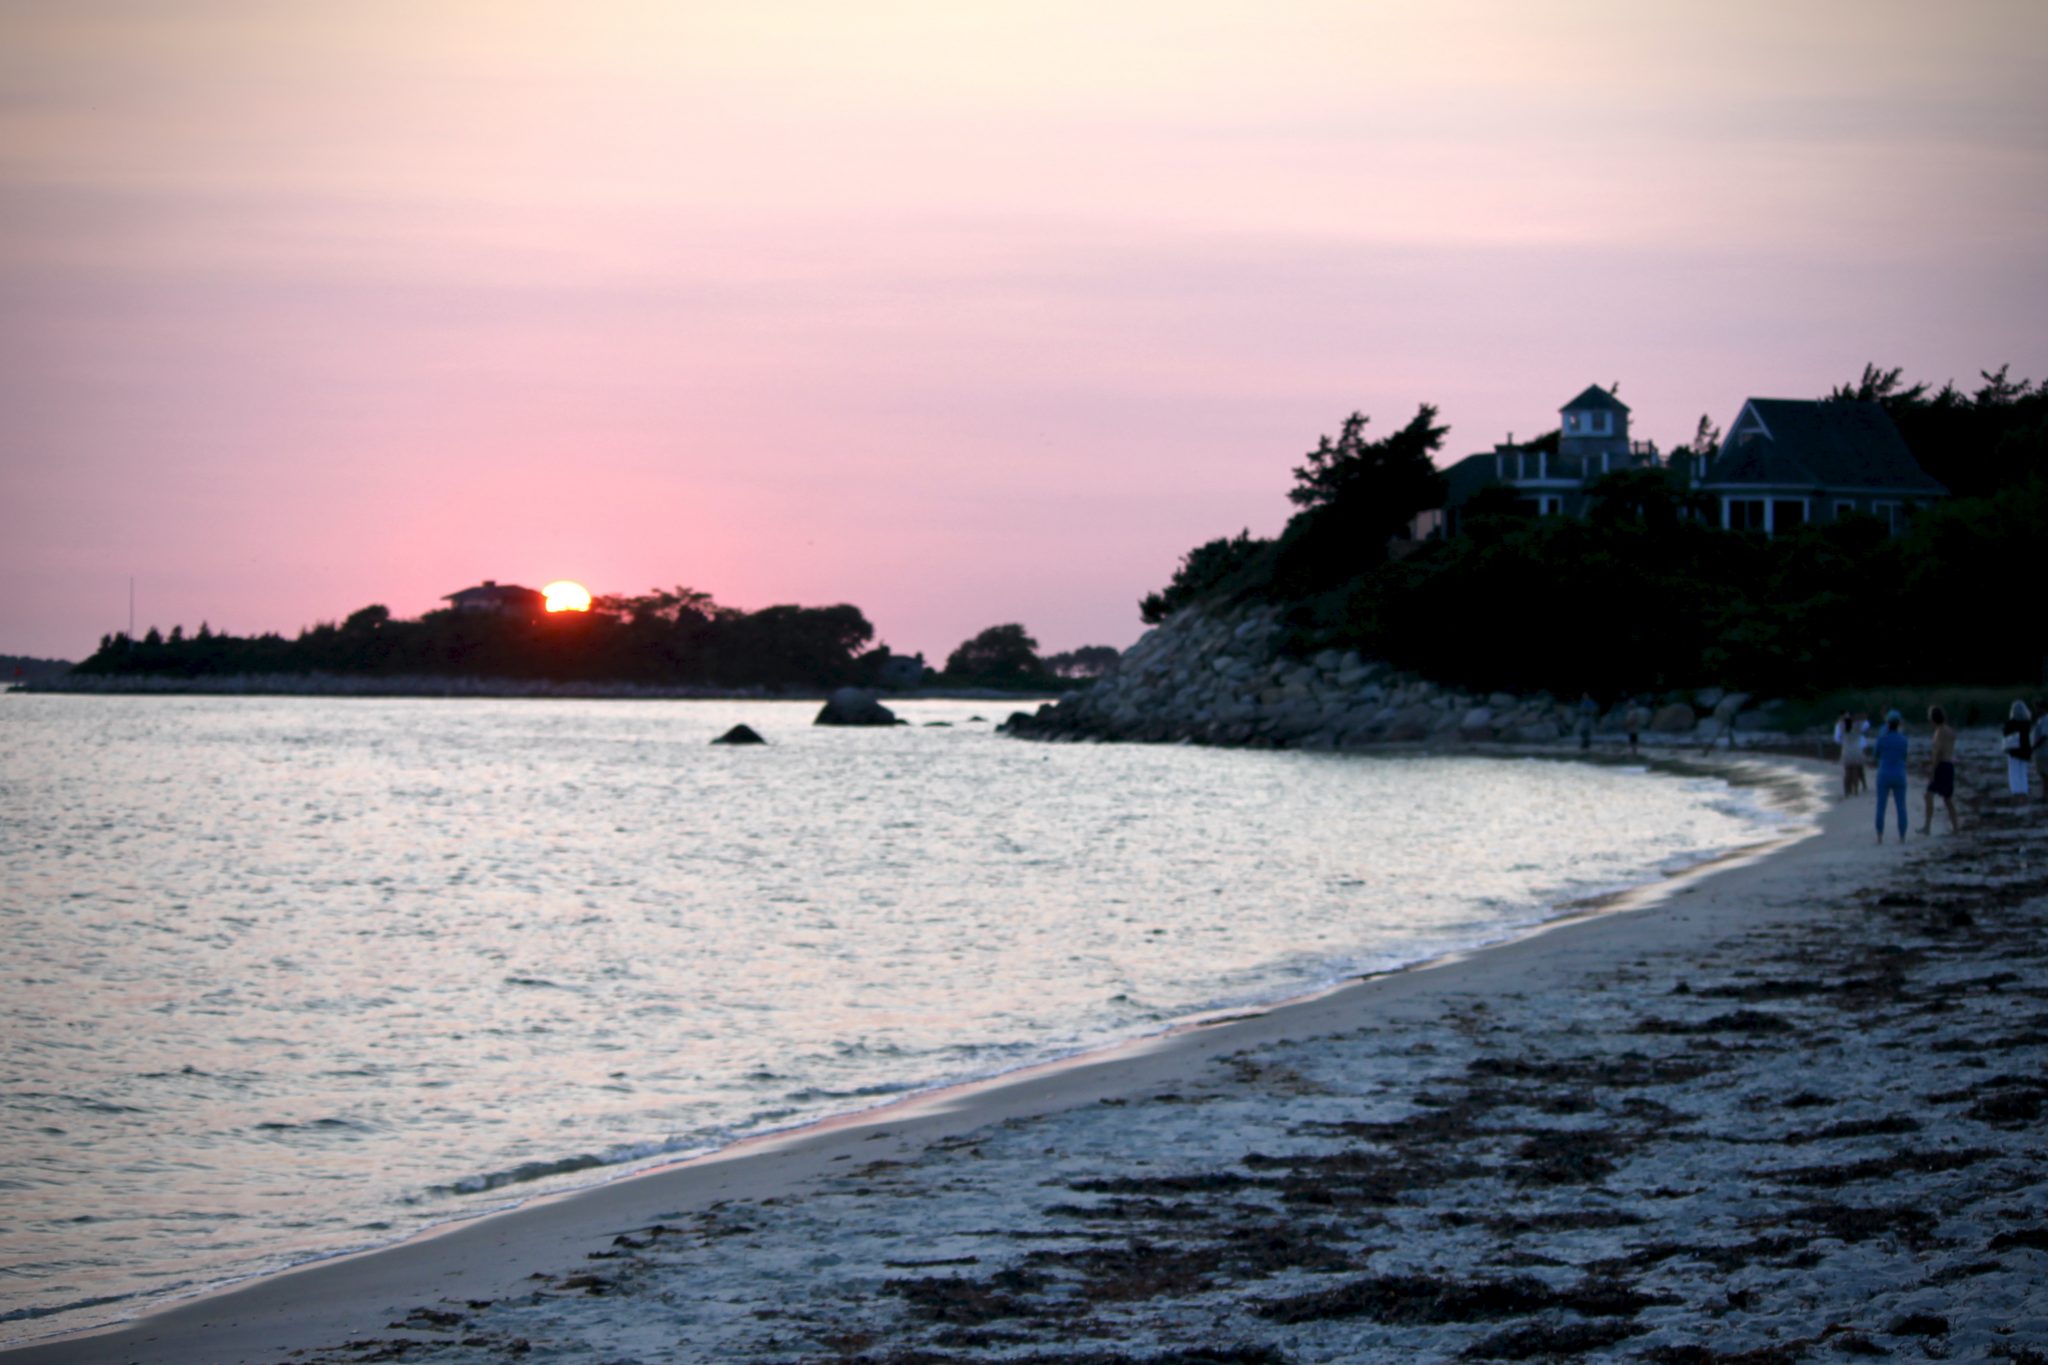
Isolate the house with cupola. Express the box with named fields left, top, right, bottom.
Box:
left=1422, top=384, right=1661, bottom=538
left=1419, top=384, right=1946, bottom=540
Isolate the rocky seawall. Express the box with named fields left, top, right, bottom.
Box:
left=1003, top=602, right=1755, bottom=749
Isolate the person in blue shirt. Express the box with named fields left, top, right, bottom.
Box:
left=1872, top=710, right=1911, bottom=843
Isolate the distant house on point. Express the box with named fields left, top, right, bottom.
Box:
left=442, top=580, right=546, bottom=616
left=1693, top=398, right=1945, bottom=536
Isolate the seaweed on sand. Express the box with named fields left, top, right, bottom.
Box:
left=881, top=1266, right=1053, bottom=1325
left=1240, top=1144, right=1483, bottom=1207
left=1252, top=1271, right=1666, bottom=1325
left=1459, top=1317, right=1645, bottom=1359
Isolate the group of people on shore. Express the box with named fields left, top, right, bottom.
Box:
left=1837, top=700, right=2047, bottom=844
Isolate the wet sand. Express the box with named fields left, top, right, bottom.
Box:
left=8, top=753, right=2045, bottom=1363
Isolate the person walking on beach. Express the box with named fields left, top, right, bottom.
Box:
left=1706, top=692, right=1743, bottom=750
left=1835, top=712, right=1864, bottom=798
left=1872, top=710, right=1910, bottom=844
left=2034, top=700, right=2048, bottom=801
left=1922, top=705, right=1959, bottom=835
left=1576, top=693, right=1597, bottom=751
left=1626, top=698, right=1648, bottom=756
left=2003, top=700, right=2035, bottom=799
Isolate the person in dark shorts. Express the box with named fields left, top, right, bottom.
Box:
left=1922, top=705, right=1958, bottom=834
left=1873, top=711, right=1910, bottom=844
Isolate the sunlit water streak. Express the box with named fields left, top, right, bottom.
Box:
left=0, top=694, right=1811, bottom=1343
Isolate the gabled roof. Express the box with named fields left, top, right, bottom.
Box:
left=1440, top=452, right=1506, bottom=503
left=1703, top=399, right=1945, bottom=495
left=443, top=581, right=545, bottom=605
left=1561, top=384, right=1629, bottom=415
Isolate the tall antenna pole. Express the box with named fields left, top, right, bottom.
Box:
left=129, top=576, right=135, bottom=642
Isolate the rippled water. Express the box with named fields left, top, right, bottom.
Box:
left=0, top=694, right=1808, bottom=1343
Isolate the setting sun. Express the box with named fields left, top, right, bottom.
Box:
left=542, top=580, right=592, bottom=613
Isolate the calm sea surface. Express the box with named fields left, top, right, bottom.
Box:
left=0, top=694, right=1813, bottom=1343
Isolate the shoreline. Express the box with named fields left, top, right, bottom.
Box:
left=0, top=752, right=1878, bottom=1364
left=4, top=676, right=1057, bottom=704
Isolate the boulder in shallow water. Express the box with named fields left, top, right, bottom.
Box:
left=814, top=687, right=900, bottom=727
left=711, top=724, right=767, bottom=745
left=1651, top=702, right=1697, bottom=733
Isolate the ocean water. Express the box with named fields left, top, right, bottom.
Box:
left=0, top=694, right=1812, bottom=1344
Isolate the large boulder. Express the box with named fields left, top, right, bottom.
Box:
left=711, top=724, right=767, bottom=745
left=814, top=687, right=900, bottom=727
left=1650, top=702, right=1697, bottom=734
left=1384, top=703, right=1438, bottom=742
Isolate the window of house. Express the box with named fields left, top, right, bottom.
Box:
left=1725, top=499, right=1767, bottom=532
left=1771, top=499, right=1807, bottom=533
left=1834, top=500, right=1856, bottom=520
left=1593, top=412, right=1611, bottom=435
left=1871, top=500, right=1902, bottom=532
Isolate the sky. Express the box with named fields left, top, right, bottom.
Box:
left=3, top=1, right=2045, bottom=664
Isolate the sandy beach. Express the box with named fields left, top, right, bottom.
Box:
left=8, top=749, right=2045, bottom=1364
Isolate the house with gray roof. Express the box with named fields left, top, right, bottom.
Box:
left=1422, top=384, right=1662, bottom=537
left=1695, top=398, right=1945, bottom=536
left=441, top=580, right=546, bottom=616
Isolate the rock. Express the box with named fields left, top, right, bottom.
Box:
left=1385, top=703, right=1439, bottom=741
left=1460, top=706, right=1494, bottom=731
left=814, top=687, right=900, bottom=726
left=1651, top=702, right=1697, bottom=733
left=711, top=724, right=767, bottom=745
left=1488, top=692, right=1518, bottom=709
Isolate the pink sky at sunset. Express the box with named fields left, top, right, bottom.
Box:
left=3, top=1, right=2044, bottom=663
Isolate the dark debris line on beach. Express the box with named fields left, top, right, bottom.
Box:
left=300, top=769, right=2048, bottom=1365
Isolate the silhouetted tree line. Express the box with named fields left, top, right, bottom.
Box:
left=3, top=653, right=75, bottom=682
left=1142, top=367, right=2048, bottom=696
left=74, top=589, right=899, bottom=690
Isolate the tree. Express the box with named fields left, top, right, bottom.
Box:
left=944, top=624, right=1051, bottom=689
left=1272, top=404, right=1449, bottom=597
left=592, top=585, right=726, bottom=626
left=1827, top=361, right=2048, bottom=499
left=704, top=604, right=874, bottom=687
left=1287, top=404, right=1449, bottom=514
left=1829, top=363, right=1930, bottom=407
left=1585, top=467, right=1711, bottom=530
left=1139, top=530, right=1269, bottom=624
left=1666, top=413, right=1721, bottom=478
left=1044, top=645, right=1121, bottom=678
